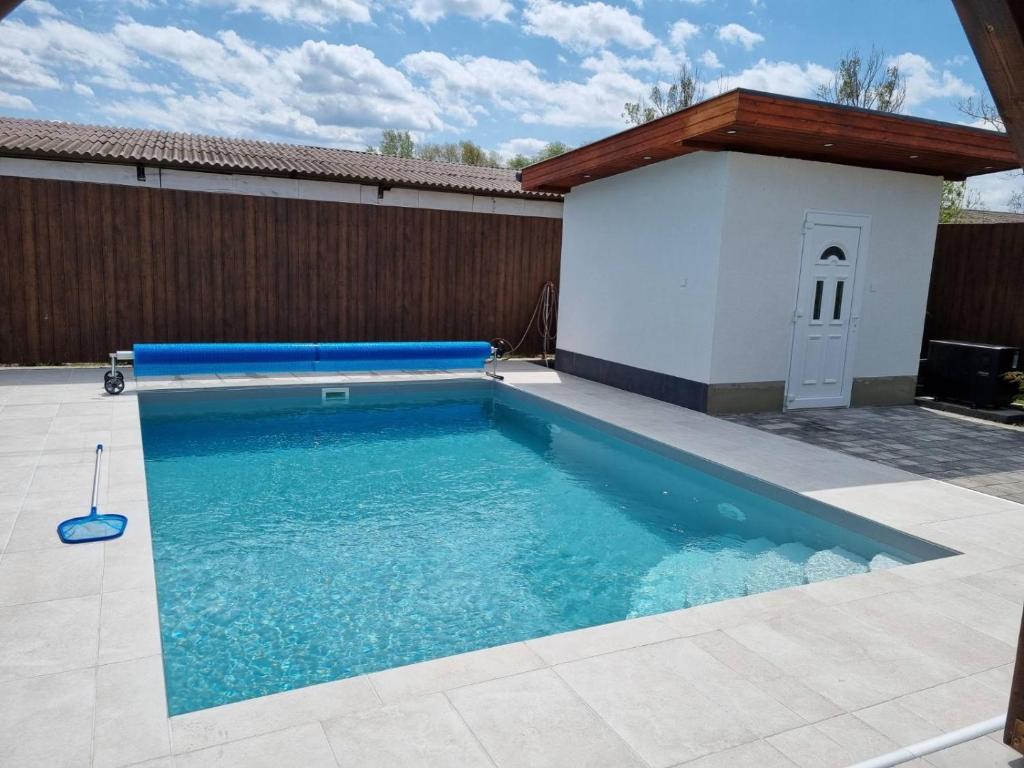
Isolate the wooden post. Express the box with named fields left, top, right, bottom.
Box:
left=1007, top=604, right=1024, bottom=753
left=0, top=0, right=23, bottom=20
left=951, top=0, right=1024, bottom=166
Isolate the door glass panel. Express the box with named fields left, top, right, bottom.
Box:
left=833, top=280, right=845, bottom=320
left=812, top=280, right=824, bottom=320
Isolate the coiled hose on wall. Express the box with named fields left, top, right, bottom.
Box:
left=492, top=281, right=558, bottom=368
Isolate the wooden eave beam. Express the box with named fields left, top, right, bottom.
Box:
left=951, top=0, right=1024, bottom=166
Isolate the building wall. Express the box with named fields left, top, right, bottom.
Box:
left=557, top=152, right=730, bottom=386
left=556, top=150, right=942, bottom=412
left=712, top=154, right=943, bottom=388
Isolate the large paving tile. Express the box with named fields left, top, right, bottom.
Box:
left=687, top=630, right=843, bottom=724
left=94, top=655, right=171, bottom=768
left=525, top=614, right=676, bottom=665
left=555, top=637, right=799, bottom=767
left=724, top=604, right=957, bottom=712
left=675, top=740, right=798, bottom=767
left=447, top=668, right=644, bottom=768
left=99, top=587, right=162, bottom=664
left=0, top=667, right=95, bottom=768
left=369, top=641, right=545, bottom=704
left=171, top=675, right=380, bottom=753
left=838, top=591, right=1016, bottom=677
left=924, top=735, right=1024, bottom=767
left=894, top=676, right=1011, bottom=732
left=0, top=544, right=104, bottom=606
left=323, top=693, right=493, bottom=768
left=103, top=525, right=157, bottom=593
left=175, top=722, right=338, bottom=768
left=766, top=716, right=900, bottom=768
left=0, top=595, right=100, bottom=681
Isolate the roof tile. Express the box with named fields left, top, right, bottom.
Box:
left=0, top=116, right=560, bottom=200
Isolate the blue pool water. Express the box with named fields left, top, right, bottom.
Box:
left=139, top=381, right=945, bottom=714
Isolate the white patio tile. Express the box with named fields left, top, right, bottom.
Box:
left=674, top=739, right=798, bottom=767
left=0, top=667, right=95, bottom=768
left=0, top=402, right=60, bottom=419
left=525, top=614, right=676, bottom=666
left=103, top=525, right=157, bottom=593
left=175, top=723, right=338, bottom=768
left=893, top=676, right=1011, bottom=733
left=369, top=641, right=545, bottom=704
left=923, top=736, right=1023, bottom=767
left=99, top=587, right=162, bottom=665
left=447, top=668, right=645, bottom=768
left=0, top=595, right=100, bottom=681
left=94, top=655, right=172, bottom=768
left=0, top=544, right=103, bottom=606
left=687, top=630, right=843, bottom=724
left=323, top=693, right=494, bottom=768
left=765, top=716, right=909, bottom=768
left=851, top=699, right=941, bottom=746
left=554, top=638, right=787, bottom=767
left=170, top=675, right=380, bottom=753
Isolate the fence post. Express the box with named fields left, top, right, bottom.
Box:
left=1008, top=603, right=1024, bottom=753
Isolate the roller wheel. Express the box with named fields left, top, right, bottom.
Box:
left=104, top=371, right=125, bottom=395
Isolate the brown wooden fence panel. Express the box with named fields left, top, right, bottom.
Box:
left=923, top=223, right=1024, bottom=353
left=0, top=176, right=562, bottom=364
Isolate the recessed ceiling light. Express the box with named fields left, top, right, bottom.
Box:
left=909, top=154, right=919, bottom=159
left=726, top=130, right=737, bottom=135
left=983, top=165, right=993, bottom=170
left=583, top=174, right=591, bottom=178
left=823, top=143, right=834, bottom=147
left=643, top=155, right=652, bottom=160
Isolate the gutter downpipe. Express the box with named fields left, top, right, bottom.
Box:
left=846, top=715, right=1006, bottom=768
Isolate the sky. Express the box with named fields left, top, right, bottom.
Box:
left=0, top=0, right=1020, bottom=208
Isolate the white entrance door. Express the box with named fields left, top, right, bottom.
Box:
left=785, top=212, right=869, bottom=410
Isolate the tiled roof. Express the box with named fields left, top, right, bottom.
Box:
left=0, top=116, right=560, bottom=200
left=947, top=208, right=1024, bottom=224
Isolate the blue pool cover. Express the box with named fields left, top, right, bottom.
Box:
left=133, top=342, right=493, bottom=377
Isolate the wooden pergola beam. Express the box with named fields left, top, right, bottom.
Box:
left=0, top=0, right=23, bottom=20
left=952, top=0, right=1024, bottom=166
left=951, top=4, right=1024, bottom=752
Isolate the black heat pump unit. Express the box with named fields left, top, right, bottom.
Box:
left=925, top=340, right=1020, bottom=409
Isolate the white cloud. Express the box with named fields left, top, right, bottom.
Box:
left=890, top=52, right=975, bottom=107
left=0, top=18, right=146, bottom=93
left=0, top=90, right=35, bottom=110
left=403, top=0, right=513, bottom=23
left=699, top=49, right=722, bottom=69
left=581, top=45, right=682, bottom=76
left=105, top=24, right=443, bottom=142
left=402, top=50, right=645, bottom=129
left=496, top=137, right=548, bottom=160
left=522, top=0, right=656, bottom=52
left=668, top=19, right=699, bottom=47
left=946, top=54, right=970, bottom=67
left=196, top=0, right=373, bottom=25
left=72, top=82, right=95, bottom=97
left=716, top=22, right=763, bottom=51
left=719, top=58, right=831, bottom=97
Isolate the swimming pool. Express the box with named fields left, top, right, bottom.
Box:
left=138, top=380, right=951, bottom=714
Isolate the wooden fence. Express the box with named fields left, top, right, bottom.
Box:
left=923, top=222, right=1024, bottom=354
left=0, top=176, right=562, bottom=364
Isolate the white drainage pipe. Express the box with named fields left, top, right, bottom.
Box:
left=846, top=715, right=1006, bottom=768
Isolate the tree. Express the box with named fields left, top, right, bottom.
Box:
left=506, top=142, right=572, bottom=169
left=417, top=140, right=501, bottom=167
left=816, top=46, right=906, bottom=113
left=624, top=65, right=705, bottom=126
left=939, top=180, right=983, bottom=223
left=372, top=129, right=415, bottom=158
left=956, top=94, right=1004, bottom=131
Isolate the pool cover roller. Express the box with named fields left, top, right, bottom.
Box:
left=132, top=341, right=493, bottom=377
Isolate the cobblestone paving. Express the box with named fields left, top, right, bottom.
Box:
left=725, top=405, right=1024, bottom=505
